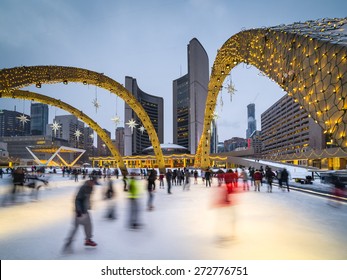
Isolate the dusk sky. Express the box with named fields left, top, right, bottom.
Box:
left=1, top=0, right=346, bottom=144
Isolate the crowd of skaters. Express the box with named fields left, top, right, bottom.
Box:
left=2, top=163, right=345, bottom=254
left=3, top=164, right=337, bottom=254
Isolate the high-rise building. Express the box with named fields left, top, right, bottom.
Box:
left=210, top=119, right=218, bottom=154
left=83, top=127, right=94, bottom=151
left=246, top=103, right=256, bottom=138
left=0, top=109, right=31, bottom=137
left=30, top=103, right=49, bottom=136
left=48, top=115, right=85, bottom=149
left=173, top=38, right=209, bottom=154
left=124, top=76, right=164, bottom=155
left=83, top=126, right=95, bottom=159
left=261, top=94, right=324, bottom=157
left=97, top=129, right=111, bottom=156
left=115, top=127, right=125, bottom=156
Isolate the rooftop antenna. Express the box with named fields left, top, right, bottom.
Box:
left=251, top=92, right=260, bottom=104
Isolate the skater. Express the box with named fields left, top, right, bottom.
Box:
left=194, top=170, right=198, bottom=184
left=123, top=175, right=128, bottom=191
left=128, top=173, right=142, bottom=229
left=212, top=174, right=239, bottom=242
left=147, top=169, right=156, bottom=210
left=281, top=168, right=290, bottom=192
left=265, top=167, right=275, bottom=193
left=205, top=168, right=212, bottom=187
left=328, top=174, right=346, bottom=207
left=104, top=177, right=116, bottom=219
left=166, top=169, right=172, bottom=194
left=253, top=169, right=262, bottom=192
left=11, top=167, right=25, bottom=202
left=159, top=173, right=164, bottom=188
left=183, top=169, right=190, bottom=191
left=240, top=168, right=250, bottom=191
left=62, top=176, right=99, bottom=253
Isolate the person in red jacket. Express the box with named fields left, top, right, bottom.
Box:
left=224, top=169, right=234, bottom=193
left=231, top=169, right=239, bottom=188
left=253, top=169, right=263, bottom=192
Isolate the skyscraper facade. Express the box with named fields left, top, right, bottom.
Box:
left=49, top=115, right=85, bottom=149
left=115, top=127, right=125, bottom=156
left=124, top=76, right=164, bottom=155
left=97, top=128, right=111, bottom=156
left=173, top=38, right=209, bottom=154
left=30, top=103, right=49, bottom=136
left=210, top=119, right=218, bottom=154
left=246, top=103, right=256, bottom=139
left=0, top=109, right=30, bottom=137
left=83, top=126, right=95, bottom=159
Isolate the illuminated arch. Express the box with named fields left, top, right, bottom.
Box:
left=196, top=18, right=347, bottom=168
left=0, top=65, right=165, bottom=170
left=1, top=89, right=127, bottom=172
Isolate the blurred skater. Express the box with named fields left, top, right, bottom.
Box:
left=11, top=167, right=25, bottom=202
left=281, top=168, right=290, bottom=192
left=62, top=176, right=99, bottom=253
left=104, top=177, right=116, bottom=219
left=183, top=169, right=190, bottom=191
left=205, top=169, right=211, bottom=187
left=122, top=175, right=128, bottom=191
left=328, top=174, right=346, bottom=207
left=166, top=169, right=172, bottom=194
left=147, top=170, right=156, bottom=210
left=265, top=167, right=275, bottom=193
left=128, top=173, right=142, bottom=229
left=240, top=168, right=249, bottom=191
left=212, top=180, right=239, bottom=243
left=159, top=173, right=164, bottom=188
left=253, top=169, right=262, bottom=191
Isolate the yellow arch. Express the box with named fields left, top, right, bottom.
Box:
left=0, top=65, right=165, bottom=170
left=0, top=89, right=127, bottom=173
left=196, top=22, right=347, bottom=168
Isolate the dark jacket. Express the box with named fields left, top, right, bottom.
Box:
left=148, top=171, right=157, bottom=191
left=75, top=181, right=93, bottom=215
left=13, top=169, right=25, bottom=185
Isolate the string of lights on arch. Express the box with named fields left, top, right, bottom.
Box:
left=195, top=17, right=347, bottom=168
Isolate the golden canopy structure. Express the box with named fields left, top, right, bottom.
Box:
left=0, top=66, right=165, bottom=172
left=196, top=18, right=347, bottom=168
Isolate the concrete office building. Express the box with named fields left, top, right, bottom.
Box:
left=173, top=38, right=209, bottom=154
left=30, top=103, right=49, bottom=136
left=261, top=94, right=324, bottom=158
left=124, top=76, right=164, bottom=155
left=249, top=130, right=262, bottom=158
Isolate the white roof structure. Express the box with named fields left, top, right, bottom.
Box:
left=26, top=146, right=85, bottom=167
left=142, top=143, right=188, bottom=152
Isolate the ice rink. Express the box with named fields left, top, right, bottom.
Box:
left=0, top=174, right=347, bottom=260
